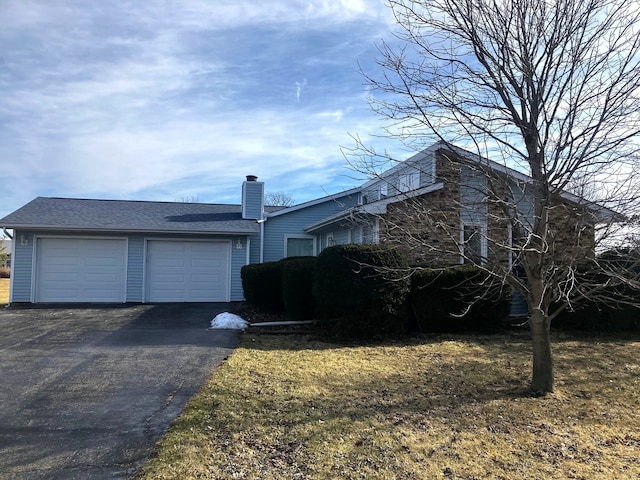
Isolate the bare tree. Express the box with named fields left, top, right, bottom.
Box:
left=265, top=191, right=294, bottom=207
left=175, top=195, right=200, bottom=203
left=350, top=0, right=640, bottom=393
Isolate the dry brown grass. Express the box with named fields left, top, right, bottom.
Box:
left=137, top=332, right=640, bottom=479
left=0, top=278, right=9, bottom=305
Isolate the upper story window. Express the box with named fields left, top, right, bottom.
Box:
left=398, top=172, right=420, bottom=192
left=462, top=224, right=485, bottom=265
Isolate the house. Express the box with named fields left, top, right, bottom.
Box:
left=0, top=238, right=10, bottom=268
left=0, top=142, right=615, bottom=304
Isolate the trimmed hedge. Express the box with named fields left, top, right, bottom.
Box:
left=241, top=261, right=286, bottom=313
left=282, top=257, right=318, bottom=320
left=408, top=266, right=511, bottom=333
left=553, top=302, right=640, bottom=332
left=313, top=244, right=411, bottom=338
left=552, top=249, right=640, bottom=332
left=241, top=256, right=317, bottom=315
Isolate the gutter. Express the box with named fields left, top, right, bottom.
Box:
left=2, top=228, right=12, bottom=239
left=0, top=226, right=260, bottom=235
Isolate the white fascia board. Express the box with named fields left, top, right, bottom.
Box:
left=305, top=211, right=352, bottom=233
left=441, top=144, right=623, bottom=222
left=305, top=182, right=445, bottom=232
left=266, top=187, right=361, bottom=218
left=360, top=142, right=444, bottom=190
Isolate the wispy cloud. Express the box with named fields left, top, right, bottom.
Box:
left=0, top=0, right=399, bottom=217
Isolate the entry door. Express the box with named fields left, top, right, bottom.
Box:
left=145, top=240, right=230, bottom=302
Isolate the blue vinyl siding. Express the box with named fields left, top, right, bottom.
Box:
left=10, top=230, right=35, bottom=302
left=262, top=193, right=360, bottom=262
left=242, top=181, right=264, bottom=220
left=230, top=237, right=248, bottom=301
left=248, top=232, right=261, bottom=264
left=361, top=152, right=436, bottom=203
left=460, top=165, right=488, bottom=225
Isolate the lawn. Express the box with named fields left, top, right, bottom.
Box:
left=137, top=331, right=640, bottom=479
left=0, top=278, right=9, bottom=305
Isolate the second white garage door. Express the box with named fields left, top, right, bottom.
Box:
left=145, top=240, right=231, bottom=302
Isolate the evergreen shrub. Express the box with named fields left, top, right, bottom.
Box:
left=553, top=249, right=640, bottom=332
left=313, top=244, right=411, bottom=338
left=282, top=257, right=318, bottom=320
left=241, top=261, right=286, bottom=313
left=408, top=266, right=510, bottom=333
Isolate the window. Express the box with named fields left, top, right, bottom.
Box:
left=326, top=233, right=335, bottom=248
left=398, top=172, right=420, bottom=192
left=380, top=184, right=388, bottom=198
left=463, top=225, right=484, bottom=265
left=286, top=236, right=314, bottom=257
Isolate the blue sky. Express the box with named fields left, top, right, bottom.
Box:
left=0, top=0, right=409, bottom=219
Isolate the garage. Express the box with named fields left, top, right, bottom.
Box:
left=35, top=237, right=127, bottom=303
left=145, top=240, right=231, bottom=302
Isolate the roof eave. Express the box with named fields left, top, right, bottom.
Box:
left=305, top=182, right=445, bottom=233
left=1, top=225, right=260, bottom=235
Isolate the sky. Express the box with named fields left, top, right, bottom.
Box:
left=0, top=0, right=408, bottom=220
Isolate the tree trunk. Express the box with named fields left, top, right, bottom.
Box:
left=529, top=309, right=554, bottom=394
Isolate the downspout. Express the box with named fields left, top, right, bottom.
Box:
left=258, top=217, right=267, bottom=263
left=2, top=228, right=12, bottom=239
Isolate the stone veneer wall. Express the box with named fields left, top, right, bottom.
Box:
left=378, top=148, right=596, bottom=268
left=380, top=150, right=463, bottom=267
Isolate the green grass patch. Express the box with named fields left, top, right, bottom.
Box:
left=137, top=332, right=640, bottom=479
left=0, top=278, right=9, bottom=305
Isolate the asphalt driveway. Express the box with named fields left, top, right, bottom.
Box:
left=0, top=303, right=242, bottom=479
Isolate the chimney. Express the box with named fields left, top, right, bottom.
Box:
left=242, top=175, right=264, bottom=220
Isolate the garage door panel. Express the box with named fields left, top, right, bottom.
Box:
left=145, top=240, right=230, bottom=302
left=36, top=238, right=127, bottom=303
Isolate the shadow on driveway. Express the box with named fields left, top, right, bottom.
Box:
left=0, top=303, right=242, bottom=479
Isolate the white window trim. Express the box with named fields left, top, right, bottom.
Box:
left=373, top=218, right=380, bottom=244
left=507, top=224, right=513, bottom=270
left=284, top=234, right=316, bottom=258
left=398, top=171, right=420, bottom=193
left=326, top=232, right=334, bottom=249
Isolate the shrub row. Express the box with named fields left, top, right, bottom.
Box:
left=242, top=245, right=640, bottom=336
left=0, top=268, right=9, bottom=278
left=241, top=245, right=512, bottom=338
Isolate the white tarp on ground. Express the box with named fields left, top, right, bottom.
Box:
left=210, top=312, right=249, bottom=330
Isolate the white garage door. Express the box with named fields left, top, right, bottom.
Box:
left=36, top=238, right=127, bottom=303
left=145, top=240, right=230, bottom=302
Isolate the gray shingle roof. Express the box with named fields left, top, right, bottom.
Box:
left=0, top=197, right=261, bottom=234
